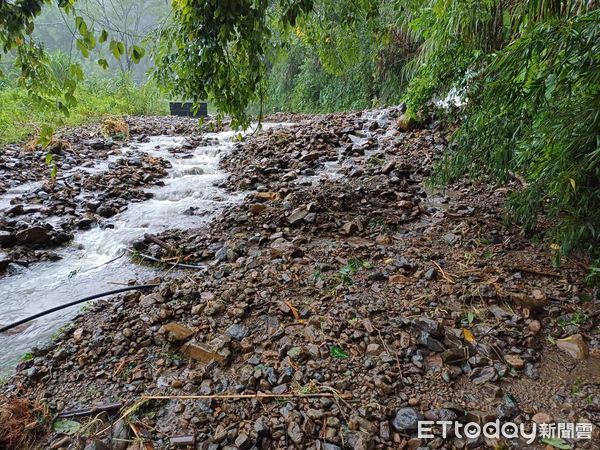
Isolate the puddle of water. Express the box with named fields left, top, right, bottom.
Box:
left=0, top=126, right=285, bottom=375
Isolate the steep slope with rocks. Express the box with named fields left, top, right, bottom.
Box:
left=1, top=109, right=598, bottom=449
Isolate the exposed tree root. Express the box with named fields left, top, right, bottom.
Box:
left=0, top=395, right=49, bottom=449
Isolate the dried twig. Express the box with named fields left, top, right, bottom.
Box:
left=163, top=253, right=182, bottom=276
left=130, top=250, right=204, bottom=270
left=283, top=299, right=302, bottom=322
left=509, top=265, right=561, bottom=278
left=94, top=391, right=352, bottom=438
left=432, top=260, right=455, bottom=284
left=113, top=358, right=129, bottom=377
left=143, top=233, right=176, bottom=255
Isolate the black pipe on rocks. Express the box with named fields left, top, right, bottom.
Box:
left=0, top=284, right=159, bottom=334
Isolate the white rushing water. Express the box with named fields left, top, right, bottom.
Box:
left=0, top=127, right=258, bottom=374
left=0, top=181, right=43, bottom=211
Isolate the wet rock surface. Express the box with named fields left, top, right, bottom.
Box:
left=1, top=109, right=599, bottom=449
left=0, top=116, right=207, bottom=270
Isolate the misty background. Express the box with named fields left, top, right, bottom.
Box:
left=31, top=0, right=171, bottom=81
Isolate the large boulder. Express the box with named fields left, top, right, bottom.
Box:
left=15, top=226, right=51, bottom=245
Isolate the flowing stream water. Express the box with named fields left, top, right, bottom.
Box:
left=0, top=127, right=258, bottom=375
left=0, top=114, right=392, bottom=376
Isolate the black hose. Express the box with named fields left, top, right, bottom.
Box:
left=0, top=284, right=159, bottom=334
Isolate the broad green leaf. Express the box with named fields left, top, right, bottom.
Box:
left=97, top=58, right=109, bottom=70
left=110, top=40, right=125, bottom=59
left=53, top=419, right=81, bottom=435
left=85, top=34, right=96, bottom=50
left=63, top=78, right=76, bottom=92
left=75, top=39, right=89, bottom=58
left=39, top=126, right=54, bottom=148
left=130, top=45, right=145, bottom=63
left=40, top=125, right=53, bottom=140
left=541, top=438, right=571, bottom=449
left=330, top=346, right=349, bottom=358
left=99, top=29, right=108, bottom=44
left=57, top=101, right=70, bottom=117
left=69, top=63, right=84, bottom=81
left=64, top=92, right=76, bottom=106
left=75, top=16, right=87, bottom=36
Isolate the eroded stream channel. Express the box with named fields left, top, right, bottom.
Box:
left=1, top=110, right=598, bottom=449
left=0, top=128, right=253, bottom=374
left=0, top=114, right=403, bottom=375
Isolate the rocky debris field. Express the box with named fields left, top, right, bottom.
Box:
left=1, top=109, right=599, bottom=449
left=0, top=116, right=207, bottom=270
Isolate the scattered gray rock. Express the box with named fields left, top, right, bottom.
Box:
left=15, top=226, right=51, bottom=245
left=470, top=366, right=497, bottom=384
left=226, top=323, right=249, bottom=340
left=96, top=205, right=117, bottom=218
left=392, top=407, right=424, bottom=432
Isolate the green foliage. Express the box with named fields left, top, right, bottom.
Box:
left=0, top=0, right=153, bottom=119
left=329, top=345, right=349, bottom=358
left=261, top=0, right=411, bottom=113
left=556, top=311, right=588, bottom=328
left=45, top=151, right=58, bottom=180
left=262, top=0, right=600, bottom=269
left=267, top=50, right=372, bottom=113
left=398, top=1, right=496, bottom=112
left=433, top=8, right=600, bottom=262
left=338, top=258, right=371, bottom=284
left=540, top=437, right=571, bottom=450
left=153, top=0, right=313, bottom=128
left=586, top=259, right=600, bottom=285
left=51, top=324, right=72, bottom=340
left=0, top=70, right=167, bottom=145
left=53, top=419, right=81, bottom=436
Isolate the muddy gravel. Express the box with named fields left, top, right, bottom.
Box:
left=1, top=109, right=598, bottom=449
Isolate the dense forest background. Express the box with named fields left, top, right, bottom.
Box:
left=0, top=0, right=598, bottom=275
